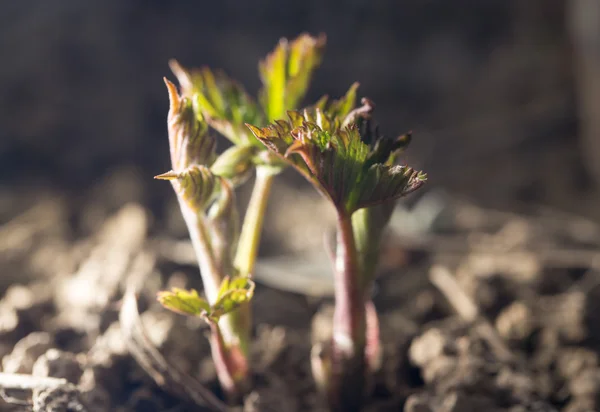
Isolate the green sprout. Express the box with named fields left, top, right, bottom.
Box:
left=157, top=80, right=252, bottom=398
left=169, top=32, right=326, bottom=280
left=247, top=99, right=425, bottom=411
left=156, top=34, right=327, bottom=401
left=157, top=32, right=425, bottom=410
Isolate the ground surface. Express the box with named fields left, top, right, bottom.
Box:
left=2, top=2, right=600, bottom=411
left=2, top=193, right=600, bottom=412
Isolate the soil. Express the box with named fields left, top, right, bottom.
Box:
left=2, top=3, right=597, bottom=411
left=2, top=194, right=600, bottom=412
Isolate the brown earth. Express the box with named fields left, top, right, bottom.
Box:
left=2, top=192, right=600, bottom=412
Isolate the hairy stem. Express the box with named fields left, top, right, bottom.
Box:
left=330, top=211, right=367, bottom=412
left=234, top=166, right=275, bottom=277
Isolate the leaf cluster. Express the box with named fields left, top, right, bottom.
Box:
left=247, top=97, right=426, bottom=214
left=157, top=277, right=255, bottom=324
left=170, top=33, right=326, bottom=162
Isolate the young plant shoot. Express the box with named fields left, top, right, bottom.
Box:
left=156, top=31, right=425, bottom=410
left=247, top=98, right=426, bottom=411
left=155, top=34, right=326, bottom=400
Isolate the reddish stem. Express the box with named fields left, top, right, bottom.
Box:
left=208, top=322, right=249, bottom=402
left=329, top=211, right=367, bottom=412
left=365, top=299, right=381, bottom=373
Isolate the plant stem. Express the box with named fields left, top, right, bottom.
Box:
left=234, top=166, right=275, bottom=278
left=351, top=205, right=395, bottom=375
left=352, top=202, right=395, bottom=293
left=330, top=211, right=367, bottom=412
left=222, top=166, right=274, bottom=375
left=177, top=193, right=250, bottom=398
left=209, top=321, right=249, bottom=402
left=334, top=212, right=365, bottom=346
left=178, top=199, right=222, bottom=303
left=351, top=208, right=378, bottom=293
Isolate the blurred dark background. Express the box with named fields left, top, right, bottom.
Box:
left=1, top=0, right=599, bottom=232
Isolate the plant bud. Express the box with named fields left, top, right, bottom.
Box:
left=210, top=145, right=255, bottom=186
left=168, top=59, right=196, bottom=98
left=247, top=101, right=426, bottom=215
left=164, top=78, right=216, bottom=170
left=155, top=165, right=217, bottom=212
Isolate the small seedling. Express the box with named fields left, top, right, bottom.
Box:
left=157, top=33, right=426, bottom=410
left=248, top=98, right=425, bottom=411
left=156, top=34, right=326, bottom=400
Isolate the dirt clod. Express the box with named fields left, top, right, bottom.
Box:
left=32, top=349, right=83, bottom=384
left=3, top=331, right=53, bottom=374
left=2, top=198, right=600, bottom=411
left=495, top=301, right=535, bottom=342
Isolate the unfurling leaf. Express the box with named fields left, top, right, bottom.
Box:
left=157, top=277, right=255, bottom=323
left=313, top=82, right=360, bottom=124
left=245, top=122, right=294, bottom=156
left=157, top=288, right=211, bottom=317
left=352, top=165, right=426, bottom=210
left=155, top=165, right=219, bottom=212
left=164, top=78, right=215, bottom=170
left=259, top=33, right=326, bottom=122
left=169, top=61, right=263, bottom=146
left=246, top=96, right=426, bottom=214
left=211, top=276, right=255, bottom=320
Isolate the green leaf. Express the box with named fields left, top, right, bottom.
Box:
left=247, top=98, right=426, bottom=214
left=314, top=82, right=360, bottom=123
left=211, top=276, right=255, bottom=320
left=246, top=121, right=295, bottom=157
left=284, top=34, right=327, bottom=111
left=170, top=61, right=263, bottom=146
left=157, top=278, right=255, bottom=323
left=351, top=165, right=426, bottom=211
left=259, top=38, right=287, bottom=123
left=286, top=124, right=370, bottom=209
left=259, top=33, right=326, bottom=122
left=157, top=288, right=211, bottom=317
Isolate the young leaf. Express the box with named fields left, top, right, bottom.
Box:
left=259, top=33, right=326, bottom=122
left=285, top=34, right=327, bottom=111
left=155, top=165, right=219, bottom=213
left=157, top=278, right=255, bottom=324
left=157, top=288, right=211, bottom=317
left=164, top=78, right=215, bottom=170
left=211, top=276, right=255, bottom=319
left=170, top=60, right=263, bottom=146
left=351, top=165, right=426, bottom=211
left=313, top=82, right=360, bottom=124
left=245, top=121, right=295, bottom=157
left=247, top=98, right=426, bottom=214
